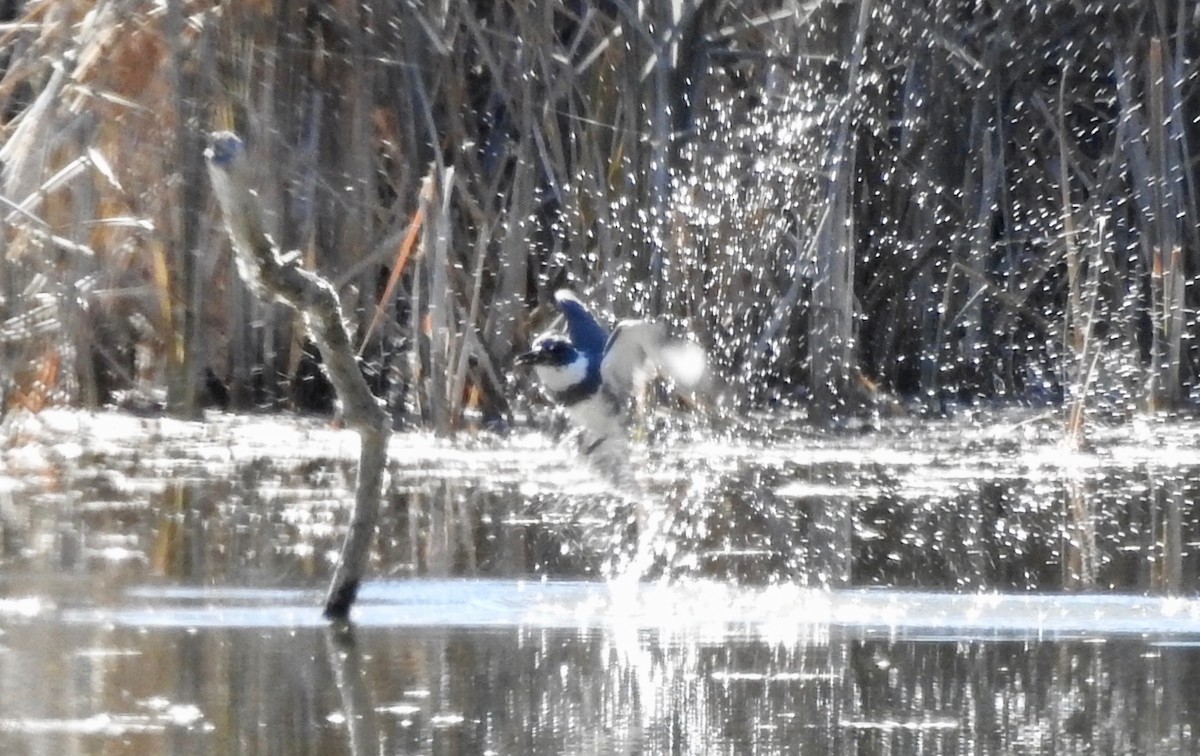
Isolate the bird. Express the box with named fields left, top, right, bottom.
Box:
left=515, top=290, right=705, bottom=458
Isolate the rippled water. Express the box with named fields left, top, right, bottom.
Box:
left=3, top=409, right=1200, bottom=754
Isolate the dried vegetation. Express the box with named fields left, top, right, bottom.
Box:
left=0, top=1, right=1196, bottom=432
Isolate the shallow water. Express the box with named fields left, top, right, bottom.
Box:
left=3, top=409, right=1200, bottom=754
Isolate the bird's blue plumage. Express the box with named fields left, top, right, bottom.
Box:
left=205, top=132, right=244, bottom=167
left=554, top=291, right=609, bottom=361
left=516, top=289, right=706, bottom=455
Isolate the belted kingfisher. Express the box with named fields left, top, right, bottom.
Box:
left=516, top=290, right=705, bottom=455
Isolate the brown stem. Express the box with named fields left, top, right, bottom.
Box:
left=205, top=132, right=389, bottom=621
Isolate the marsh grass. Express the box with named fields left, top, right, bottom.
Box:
left=0, top=1, right=1197, bottom=436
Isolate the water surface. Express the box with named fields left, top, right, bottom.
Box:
left=3, top=409, right=1200, bottom=754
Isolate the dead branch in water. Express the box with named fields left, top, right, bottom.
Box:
left=205, top=132, right=388, bottom=621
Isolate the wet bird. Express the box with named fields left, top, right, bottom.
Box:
left=516, top=290, right=705, bottom=456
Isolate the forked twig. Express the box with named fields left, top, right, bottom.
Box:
left=205, top=132, right=389, bottom=621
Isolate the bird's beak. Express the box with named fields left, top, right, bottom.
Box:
left=514, top=349, right=540, bottom=367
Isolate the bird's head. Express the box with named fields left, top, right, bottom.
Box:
left=516, top=333, right=595, bottom=394
left=515, top=333, right=579, bottom=369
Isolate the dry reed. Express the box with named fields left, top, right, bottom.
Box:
left=0, top=0, right=1196, bottom=429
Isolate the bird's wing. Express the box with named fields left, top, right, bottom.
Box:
left=599, top=319, right=664, bottom=399
left=600, top=319, right=707, bottom=399
left=657, top=339, right=707, bottom=390
left=554, top=290, right=609, bottom=357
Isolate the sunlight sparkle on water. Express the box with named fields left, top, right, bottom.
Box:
left=55, top=580, right=1200, bottom=641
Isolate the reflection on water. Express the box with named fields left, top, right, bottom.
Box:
left=3, top=409, right=1200, bottom=753
left=7, top=585, right=1200, bottom=754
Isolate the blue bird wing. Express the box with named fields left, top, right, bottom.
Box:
left=554, top=290, right=609, bottom=357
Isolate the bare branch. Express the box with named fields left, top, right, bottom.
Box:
left=205, top=132, right=389, bottom=621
